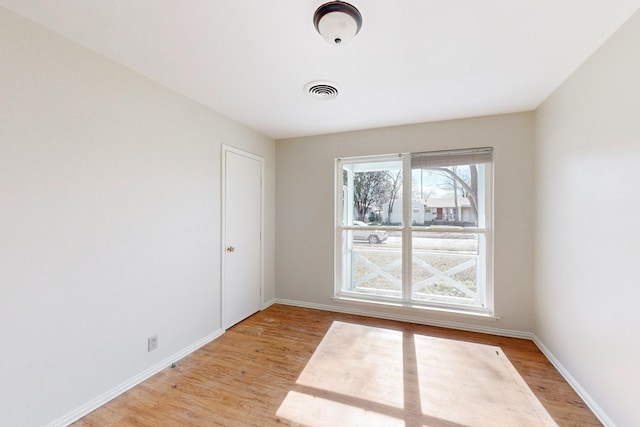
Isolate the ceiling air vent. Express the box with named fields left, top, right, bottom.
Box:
left=304, top=81, right=339, bottom=100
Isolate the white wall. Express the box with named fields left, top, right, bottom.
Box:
left=5, top=1, right=637, bottom=424
left=0, top=8, right=275, bottom=427
left=276, top=113, right=535, bottom=333
left=534, top=10, right=640, bottom=427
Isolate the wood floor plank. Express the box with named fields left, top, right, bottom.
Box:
left=73, top=305, right=602, bottom=427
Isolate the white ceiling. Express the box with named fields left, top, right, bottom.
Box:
left=2, top=1, right=639, bottom=139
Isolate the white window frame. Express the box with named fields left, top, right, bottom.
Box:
left=334, top=148, right=494, bottom=316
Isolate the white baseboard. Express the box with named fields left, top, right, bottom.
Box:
left=531, top=335, right=615, bottom=427
left=47, top=329, right=225, bottom=427
left=45, top=302, right=613, bottom=427
left=262, top=298, right=276, bottom=310
left=275, top=299, right=614, bottom=426
left=275, top=298, right=533, bottom=339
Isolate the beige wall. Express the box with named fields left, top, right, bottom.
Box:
left=276, top=113, right=535, bottom=333
left=0, top=8, right=275, bottom=426
left=5, top=1, right=639, bottom=425
left=534, top=9, right=640, bottom=427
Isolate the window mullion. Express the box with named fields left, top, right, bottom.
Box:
left=402, top=154, right=412, bottom=302
left=335, top=149, right=492, bottom=316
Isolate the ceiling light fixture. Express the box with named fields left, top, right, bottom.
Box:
left=313, top=1, right=362, bottom=45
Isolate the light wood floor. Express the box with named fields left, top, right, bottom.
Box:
left=73, top=304, right=601, bottom=426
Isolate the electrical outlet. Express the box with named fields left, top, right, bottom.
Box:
left=148, top=335, right=158, bottom=352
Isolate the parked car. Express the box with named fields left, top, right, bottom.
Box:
left=352, top=220, right=388, bottom=244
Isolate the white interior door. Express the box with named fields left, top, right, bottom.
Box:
left=222, top=146, right=263, bottom=329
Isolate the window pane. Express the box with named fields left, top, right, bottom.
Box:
left=336, top=149, right=492, bottom=314
left=411, top=231, right=482, bottom=307
left=341, top=230, right=402, bottom=298
left=342, top=160, right=403, bottom=226
left=411, top=161, right=487, bottom=228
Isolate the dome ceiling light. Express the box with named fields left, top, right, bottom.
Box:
left=313, top=1, right=362, bottom=45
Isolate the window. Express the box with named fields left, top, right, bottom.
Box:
left=335, top=148, right=493, bottom=315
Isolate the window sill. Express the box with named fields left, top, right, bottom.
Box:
left=330, top=295, right=501, bottom=321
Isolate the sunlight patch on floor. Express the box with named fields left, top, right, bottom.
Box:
left=276, top=391, right=404, bottom=427
left=415, top=336, right=557, bottom=426
left=277, top=320, right=557, bottom=427
left=296, top=321, right=405, bottom=408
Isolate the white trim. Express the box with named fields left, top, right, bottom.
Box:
left=221, top=144, right=265, bottom=330
left=274, top=299, right=612, bottom=425
left=45, top=303, right=612, bottom=427
left=402, top=153, right=412, bottom=304
left=336, top=151, right=494, bottom=315
left=532, top=335, right=616, bottom=427
left=262, top=298, right=276, bottom=310
left=46, top=329, right=224, bottom=427
left=331, top=294, right=497, bottom=318
left=275, top=298, right=530, bottom=339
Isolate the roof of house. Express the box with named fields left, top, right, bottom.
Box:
left=425, top=197, right=471, bottom=208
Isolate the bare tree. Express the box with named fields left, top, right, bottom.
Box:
left=353, top=171, right=389, bottom=221
left=428, top=165, right=478, bottom=224
left=384, top=170, right=402, bottom=224
left=450, top=166, right=459, bottom=221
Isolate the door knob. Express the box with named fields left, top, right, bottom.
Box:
left=226, top=246, right=235, bottom=253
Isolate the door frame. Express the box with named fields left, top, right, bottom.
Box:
left=220, top=144, right=264, bottom=330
